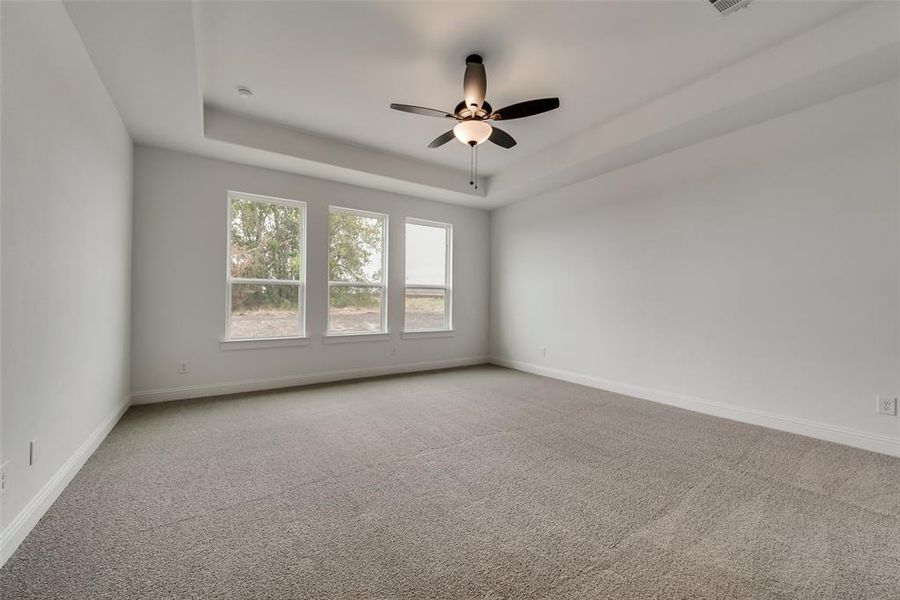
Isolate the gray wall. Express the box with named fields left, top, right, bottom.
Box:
left=130, top=146, right=490, bottom=400
left=1, top=1, right=132, bottom=531
left=491, top=80, right=900, bottom=449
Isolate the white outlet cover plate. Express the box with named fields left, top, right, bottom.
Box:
left=0, top=460, right=9, bottom=497
left=877, top=396, right=898, bottom=416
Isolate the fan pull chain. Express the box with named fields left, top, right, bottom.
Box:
left=474, top=144, right=478, bottom=190
left=468, top=144, right=479, bottom=189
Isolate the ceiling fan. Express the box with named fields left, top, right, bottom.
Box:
left=390, top=54, right=560, bottom=188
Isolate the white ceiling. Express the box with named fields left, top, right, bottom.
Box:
left=63, top=0, right=899, bottom=208
left=196, top=0, right=852, bottom=175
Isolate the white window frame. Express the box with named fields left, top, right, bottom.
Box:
left=404, top=218, right=453, bottom=334
left=326, top=206, right=389, bottom=337
left=224, top=191, right=307, bottom=342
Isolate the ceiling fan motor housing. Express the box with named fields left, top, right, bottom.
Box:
left=454, top=100, right=492, bottom=120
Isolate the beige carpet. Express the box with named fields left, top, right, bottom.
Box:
left=2, top=366, right=898, bottom=599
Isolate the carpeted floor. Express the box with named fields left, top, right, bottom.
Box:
left=2, top=366, right=899, bottom=599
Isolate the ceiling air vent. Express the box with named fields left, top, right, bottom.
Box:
left=709, top=0, right=754, bottom=16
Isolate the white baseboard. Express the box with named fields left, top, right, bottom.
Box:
left=0, top=396, right=130, bottom=568
left=131, top=356, right=489, bottom=405
left=491, top=357, right=900, bottom=458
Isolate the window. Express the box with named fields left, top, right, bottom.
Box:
left=226, top=192, right=306, bottom=340
left=405, top=219, right=452, bottom=332
left=327, top=207, right=388, bottom=335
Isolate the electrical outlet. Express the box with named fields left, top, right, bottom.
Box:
left=540, top=346, right=547, bottom=358
left=390, top=346, right=398, bottom=356
left=877, top=396, right=898, bottom=416
left=179, top=361, right=189, bottom=375
left=0, top=461, right=9, bottom=497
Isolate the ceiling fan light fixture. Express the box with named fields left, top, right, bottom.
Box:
left=453, top=120, right=492, bottom=146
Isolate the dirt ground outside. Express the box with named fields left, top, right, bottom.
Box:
left=230, top=296, right=445, bottom=338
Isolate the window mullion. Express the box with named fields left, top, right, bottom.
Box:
left=328, top=281, right=383, bottom=288
left=231, top=277, right=301, bottom=286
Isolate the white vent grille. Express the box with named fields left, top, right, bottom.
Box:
left=709, top=0, right=754, bottom=16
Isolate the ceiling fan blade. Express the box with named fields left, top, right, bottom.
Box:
left=390, top=104, right=455, bottom=119
left=463, top=54, right=486, bottom=111
left=428, top=129, right=456, bottom=148
left=488, top=127, right=516, bottom=149
left=491, top=97, right=560, bottom=121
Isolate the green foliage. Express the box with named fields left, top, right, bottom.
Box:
left=329, top=212, right=383, bottom=308
left=230, top=199, right=302, bottom=312
left=328, top=212, right=382, bottom=282
left=230, top=199, right=302, bottom=280
left=232, top=284, right=297, bottom=313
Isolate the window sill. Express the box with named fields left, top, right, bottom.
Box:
left=322, top=332, right=391, bottom=344
left=402, top=330, right=455, bottom=340
left=220, top=336, right=310, bottom=351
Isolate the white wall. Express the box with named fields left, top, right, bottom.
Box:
left=491, top=80, right=900, bottom=455
left=0, top=0, right=132, bottom=560
left=131, top=146, right=490, bottom=401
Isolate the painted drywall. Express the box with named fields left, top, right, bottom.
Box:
left=0, top=0, right=132, bottom=550
left=491, top=80, right=900, bottom=453
left=131, top=146, right=490, bottom=401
